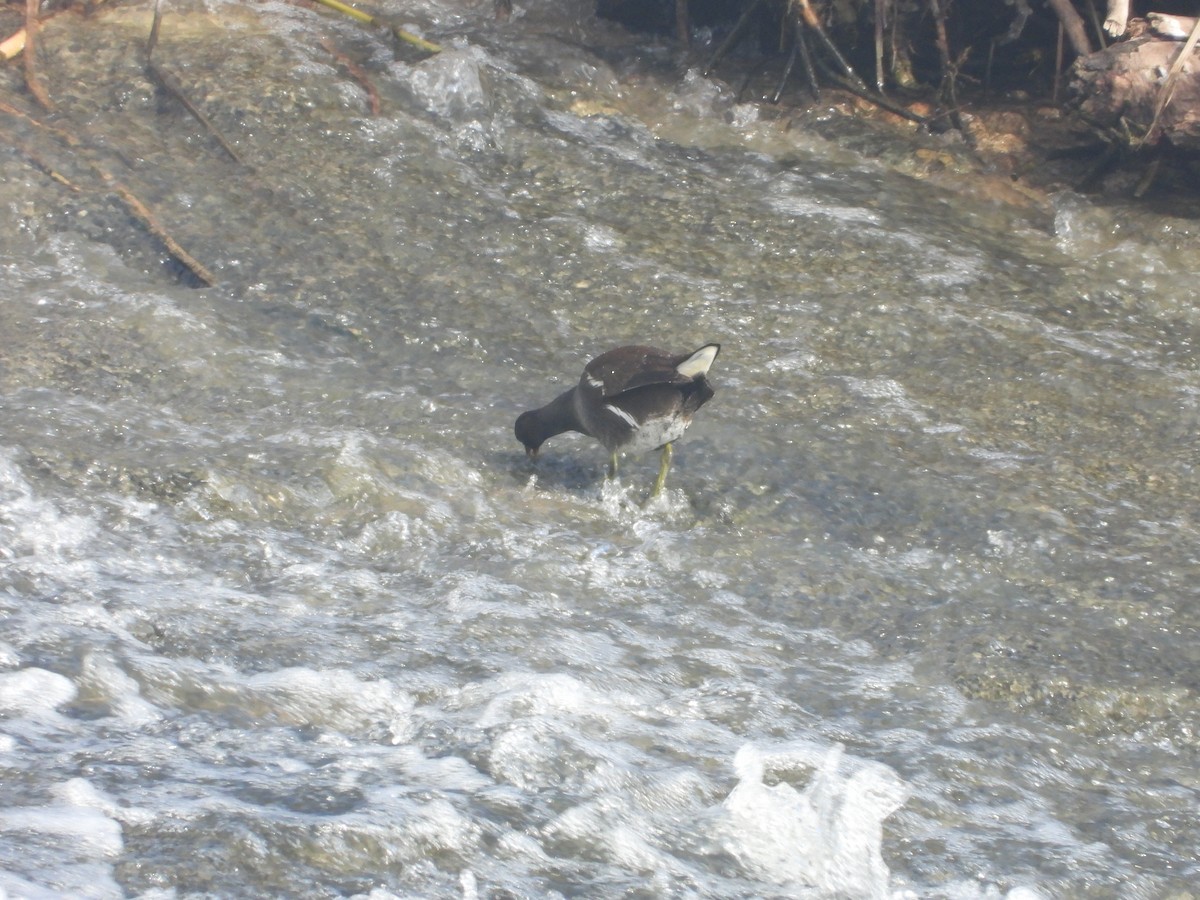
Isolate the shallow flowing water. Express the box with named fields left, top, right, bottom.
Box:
left=1, top=0, right=1197, bottom=897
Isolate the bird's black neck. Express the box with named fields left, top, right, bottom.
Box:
left=535, top=387, right=588, bottom=443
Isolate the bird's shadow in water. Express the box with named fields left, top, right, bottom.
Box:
left=504, top=450, right=608, bottom=494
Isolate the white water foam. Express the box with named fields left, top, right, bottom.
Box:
left=0, top=668, right=76, bottom=718
left=720, top=743, right=908, bottom=897
left=0, top=451, right=97, bottom=561
left=0, top=780, right=125, bottom=899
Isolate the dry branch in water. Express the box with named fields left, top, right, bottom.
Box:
left=145, top=0, right=243, bottom=163
left=0, top=10, right=218, bottom=289
left=23, top=0, right=54, bottom=109
left=305, top=0, right=442, bottom=55
left=0, top=99, right=218, bottom=286
left=0, top=134, right=82, bottom=191
left=320, top=36, right=382, bottom=115
left=105, top=176, right=217, bottom=286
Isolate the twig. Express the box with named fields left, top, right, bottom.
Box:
left=703, top=0, right=764, bottom=77
left=1052, top=21, right=1063, bottom=104
left=1083, top=0, right=1109, bottom=49
left=795, top=20, right=818, bottom=100
left=146, top=0, right=242, bottom=163
left=825, top=69, right=928, bottom=126
left=104, top=174, right=217, bottom=286
left=306, top=0, right=441, bottom=55
left=781, top=11, right=921, bottom=125
left=928, top=0, right=974, bottom=147
left=320, top=36, right=381, bottom=115
left=146, top=60, right=243, bottom=162
left=675, top=0, right=689, bottom=48
left=773, top=17, right=818, bottom=102
left=773, top=37, right=799, bottom=104
left=0, top=98, right=79, bottom=145
left=792, top=0, right=868, bottom=92
left=1133, top=149, right=1163, bottom=197
left=1044, top=0, right=1092, bottom=57
left=874, top=0, right=885, bottom=93
left=0, top=133, right=82, bottom=191
left=148, top=0, right=163, bottom=53
left=23, top=0, right=54, bottom=110
left=1, top=93, right=216, bottom=287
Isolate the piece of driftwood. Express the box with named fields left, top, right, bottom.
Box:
left=1068, top=33, right=1200, bottom=149
left=1144, top=15, right=1200, bottom=144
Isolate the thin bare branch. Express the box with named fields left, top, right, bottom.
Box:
left=23, top=0, right=54, bottom=110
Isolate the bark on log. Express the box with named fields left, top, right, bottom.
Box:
left=1067, top=36, right=1200, bottom=149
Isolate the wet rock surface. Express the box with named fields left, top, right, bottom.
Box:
left=1, top=0, right=1193, bottom=293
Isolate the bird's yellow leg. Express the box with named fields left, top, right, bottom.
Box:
left=652, top=442, right=673, bottom=497
left=608, top=451, right=619, bottom=480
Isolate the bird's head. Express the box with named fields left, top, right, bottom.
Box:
left=514, top=411, right=542, bottom=458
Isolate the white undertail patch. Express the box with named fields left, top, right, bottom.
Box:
left=676, top=344, right=719, bottom=379
left=622, top=416, right=688, bottom=454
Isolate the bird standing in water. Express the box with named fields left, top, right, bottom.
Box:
left=514, top=343, right=720, bottom=495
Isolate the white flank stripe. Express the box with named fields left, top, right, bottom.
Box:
left=605, top=404, right=639, bottom=428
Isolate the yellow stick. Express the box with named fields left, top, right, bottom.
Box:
left=311, top=0, right=374, bottom=25
left=307, top=0, right=441, bottom=54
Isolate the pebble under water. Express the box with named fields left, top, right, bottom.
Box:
left=1, top=0, right=1198, bottom=897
